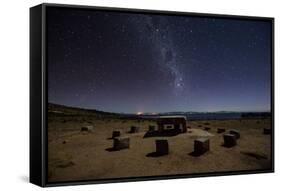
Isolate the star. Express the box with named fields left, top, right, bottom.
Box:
left=47, top=8, right=271, bottom=113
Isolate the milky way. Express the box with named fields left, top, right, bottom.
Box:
left=47, top=7, right=272, bottom=113
left=129, top=15, right=185, bottom=95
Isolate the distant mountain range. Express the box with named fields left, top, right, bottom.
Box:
left=48, top=103, right=271, bottom=120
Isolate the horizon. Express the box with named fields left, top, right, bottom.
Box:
left=48, top=102, right=271, bottom=114
left=47, top=8, right=272, bottom=114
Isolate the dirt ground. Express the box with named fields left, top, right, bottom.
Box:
left=47, top=110, right=272, bottom=183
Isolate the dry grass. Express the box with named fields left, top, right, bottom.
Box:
left=48, top=116, right=272, bottom=182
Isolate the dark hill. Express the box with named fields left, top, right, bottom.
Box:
left=48, top=103, right=122, bottom=119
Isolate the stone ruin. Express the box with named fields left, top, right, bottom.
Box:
left=80, top=125, right=94, bottom=132
left=155, top=139, right=169, bottom=156
left=204, top=127, right=211, bottom=131
left=129, top=126, right=140, bottom=133
left=113, top=136, right=130, bottom=150
left=157, top=116, right=187, bottom=134
left=229, top=129, right=240, bottom=139
left=112, top=130, right=121, bottom=139
left=194, top=138, right=210, bottom=155
left=223, top=133, right=237, bottom=147
left=217, top=128, right=225, bottom=133
left=263, top=128, right=272, bottom=135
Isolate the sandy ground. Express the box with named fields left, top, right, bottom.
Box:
left=47, top=111, right=272, bottom=183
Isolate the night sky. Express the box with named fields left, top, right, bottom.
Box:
left=47, top=7, right=272, bottom=113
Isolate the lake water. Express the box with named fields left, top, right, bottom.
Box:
left=135, top=112, right=271, bottom=120
left=187, top=113, right=242, bottom=120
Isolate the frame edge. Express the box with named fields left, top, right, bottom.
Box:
left=30, top=4, right=45, bottom=187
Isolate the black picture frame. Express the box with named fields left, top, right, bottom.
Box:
left=30, top=3, right=274, bottom=187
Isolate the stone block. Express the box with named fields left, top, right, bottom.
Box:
left=113, top=136, right=130, bottom=150
left=194, top=138, right=210, bottom=155
left=223, top=134, right=237, bottom=147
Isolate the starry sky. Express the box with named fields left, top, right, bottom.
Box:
left=47, top=7, right=272, bottom=113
